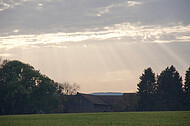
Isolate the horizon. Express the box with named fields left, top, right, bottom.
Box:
left=0, top=0, right=190, bottom=93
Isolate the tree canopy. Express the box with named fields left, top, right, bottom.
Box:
left=137, top=65, right=188, bottom=111
left=137, top=67, right=157, bottom=110
left=184, top=67, right=190, bottom=110
left=0, top=60, right=58, bottom=114
left=157, top=65, right=184, bottom=111
left=184, top=67, right=190, bottom=94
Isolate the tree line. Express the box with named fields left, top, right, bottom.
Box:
left=0, top=60, right=79, bottom=115
left=110, top=66, right=190, bottom=112
left=0, top=59, right=189, bottom=114
left=137, top=66, right=190, bottom=111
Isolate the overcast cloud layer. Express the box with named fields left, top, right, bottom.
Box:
left=0, top=0, right=190, bottom=93
left=1, top=0, right=190, bottom=44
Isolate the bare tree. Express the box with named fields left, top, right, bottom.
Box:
left=58, top=82, right=80, bottom=95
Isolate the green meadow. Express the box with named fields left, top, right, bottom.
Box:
left=0, top=111, right=190, bottom=126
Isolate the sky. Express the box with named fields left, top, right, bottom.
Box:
left=0, top=0, right=190, bottom=93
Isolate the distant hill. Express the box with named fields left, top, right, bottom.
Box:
left=90, top=92, right=123, bottom=96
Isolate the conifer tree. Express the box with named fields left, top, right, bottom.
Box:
left=137, top=67, right=157, bottom=111
left=184, top=67, right=190, bottom=110
left=157, top=65, right=183, bottom=111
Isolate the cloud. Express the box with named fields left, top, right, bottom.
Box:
left=12, top=29, right=19, bottom=33
left=0, top=0, right=190, bottom=50
left=0, top=0, right=38, bottom=11
left=0, top=2, right=11, bottom=11
left=83, top=44, right=88, bottom=48
left=96, top=5, right=114, bottom=16
left=0, top=0, right=189, bottom=37
left=127, top=1, right=142, bottom=7
left=1, top=22, right=190, bottom=50
left=94, top=0, right=143, bottom=17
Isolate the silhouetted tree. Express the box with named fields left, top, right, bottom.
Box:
left=59, top=82, right=80, bottom=95
left=156, top=65, right=184, bottom=111
left=0, top=60, right=58, bottom=114
left=55, top=82, right=80, bottom=113
left=184, top=67, right=190, bottom=110
left=137, top=67, right=157, bottom=111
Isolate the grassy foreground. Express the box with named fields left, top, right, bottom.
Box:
left=0, top=111, right=190, bottom=126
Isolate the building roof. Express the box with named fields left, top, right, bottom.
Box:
left=77, top=93, right=123, bottom=106
left=79, top=93, right=107, bottom=105
left=97, top=95, right=122, bottom=105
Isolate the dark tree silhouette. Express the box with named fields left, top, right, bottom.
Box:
left=137, top=67, right=157, bottom=111
left=184, top=67, right=190, bottom=110
left=156, top=65, right=184, bottom=111
left=0, top=60, right=58, bottom=114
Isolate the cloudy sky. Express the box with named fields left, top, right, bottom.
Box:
left=0, top=0, right=190, bottom=93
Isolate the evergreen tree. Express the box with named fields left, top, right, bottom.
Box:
left=157, top=65, right=183, bottom=111
left=184, top=67, right=190, bottom=110
left=137, top=67, right=157, bottom=111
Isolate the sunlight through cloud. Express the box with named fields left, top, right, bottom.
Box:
left=127, top=1, right=142, bottom=7
left=0, top=22, right=190, bottom=50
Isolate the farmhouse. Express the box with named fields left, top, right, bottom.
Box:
left=67, top=93, right=123, bottom=113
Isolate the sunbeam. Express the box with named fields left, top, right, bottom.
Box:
left=1, top=0, right=190, bottom=93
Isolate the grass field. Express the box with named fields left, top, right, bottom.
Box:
left=0, top=111, right=190, bottom=126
